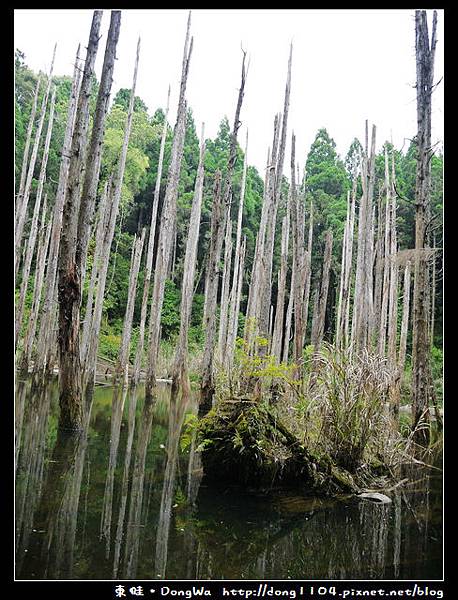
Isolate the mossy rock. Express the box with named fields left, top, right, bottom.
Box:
left=196, top=399, right=360, bottom=496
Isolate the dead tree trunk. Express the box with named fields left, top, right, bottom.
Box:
left=200, top=172, right=224, bottom=414
left=412, top=10, right=438, bottom=443
left=225, top=131, right=248, bottom=368
left=132, top=86, right=171, bottom=385
left=311, top=229, right=333, bottom=349
left=85, top=38, right=141, bottom=389
left=20, top=195, right=52, bottom=372
left=171, top=123, right=206, bottom=403
left=378, top=146, right=392, bottom=355
left=397, top=260, right=412, bottom=408
left=270, top=188, right=290, bottom=360
left=15, top=86, right=56, bottom=349
left=217, top=213, right=233, bottom=359
left=16, top=74, right=42, bottom=213
left=57, top=11, right=103, bottom=430
left=15, top=45, right=56, bottom=276
left=145, top=13, right=193, bottom=400
left=34, top=45, right=82, bottom=378
left=116, top=229, right=146, bottom=385
left=77, top=10, right=121, bottom=290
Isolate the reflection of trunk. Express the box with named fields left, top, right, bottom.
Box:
left=100, top=386, right=128, bottom=556
left=15, top=382, right=53, bottom=575
left=123, top=398, right=155, bottom=578
left=154, top=393, right=188, bottom=578
left=113, top=386, right=139, bottom=578
left=17, top=415, right=89, bottom=579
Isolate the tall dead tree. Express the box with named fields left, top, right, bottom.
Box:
left=217, top=213, right=233, bottom=359
left=145, top=13, right=193, bottom=400
left=84, top=37, right=141, bottom=389
left=15, top=86, right=56, bottom=348
left=378, top=146, right=392, bottom=355
left=200, top=51, right=246, bottom=410
left=132, top=85, right=171, bottom=385
left=34, top=45, right=82, bottom=378
left=225, top=132, right=248, bottom=368
left=116, top=229, right=146, bottom=384
left=15, top=45, right=56, bottom=277
left=171, top=124, right=206, bottom=403
left=411, top=10, right=438, bottom=442
left=311, top=229, right=333, bottom=349
left=57, top=11, right=103, bottom=429
left=78, top=10, right=121, bottom=290
left=16, top=73, right=42, bottom=213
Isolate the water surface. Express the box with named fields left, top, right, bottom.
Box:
left=15, top=379, right=443, bottom=580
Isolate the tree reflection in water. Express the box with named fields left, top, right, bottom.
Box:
left=15, top=379, right=442, bottom=580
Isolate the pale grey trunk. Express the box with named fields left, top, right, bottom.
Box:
left=411, top=10, right=437, bottom=441
left=57, top=12, right=102, bottom=431
left=78, top=10, right=121, bottom=290
left=378, top=147, right=392, bottom=355
left=34, top=45, right=82, bottom=377
left=311, top=229, right=333, bottom=349
left=132, top=86, right=171, bottom=385
left=16, top=44, right=56, bottom=275
left=15, top=86, right=56, bottom=348
left=217, top=214, right=233, bottom=358
left=145, top=13, right=193, bottom=399
left=116, top=229, right=146, bottom=385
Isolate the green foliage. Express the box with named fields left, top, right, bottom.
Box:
left=160, top=279, right=181, bottom=340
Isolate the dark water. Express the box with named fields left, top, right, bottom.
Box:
left=15, top=378, right=443, bottom=580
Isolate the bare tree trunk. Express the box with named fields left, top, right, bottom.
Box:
left=16, top=74, right=42, bottom=212
left=378, top=146, right=392, bottom=355
left=336, top=182, right=355, bottom=347
left=171, top=123, right=206, bottom=402
left=57, top=11, right=103, bottom=430
left=34, top=45, right=82, bottom=378
left=145, top=12, right=193, bottom=400
left=387, top=152, right=399, bottom=366
left=132, top=86, right=171, bottom=385
left=20, top=195, right=52, bottom=372
left=15, top=86, right=56, bottom=348
left=430, top=234, right=436, bottom=349
left=16, top=45, right=56, bottom=276
left=397, top=260, right=412, bottom=409
left=311, top=229, right=333, bottom=349
left=200, top=172, right=224, bottom=414
left=226, top=132, right=248, bottom=368
left=217, top=213, right=232, bottom=359
left=412, top=10, right=438, bottom=443
left=77, top=10, right=121, bottom=290
left=116, top=229, right=146, bottom=385
left=282, top=251, right=295, bottom=363
left=80, top=181, right=109, bottom=363
left=85, top=38, right=141, bottom=389
left=270, top=188, right=290, bottom=360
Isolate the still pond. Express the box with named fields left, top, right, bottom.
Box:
left=15, top=378, right=443, bottom=580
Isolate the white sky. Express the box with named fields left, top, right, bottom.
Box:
left=14, top=9, right=444, bottom=176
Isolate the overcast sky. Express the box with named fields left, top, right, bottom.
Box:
left=14, top=9, right=444, bottom=176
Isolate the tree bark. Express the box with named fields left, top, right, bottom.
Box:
left=311, top=229, right=333, bottom=349
left=57, top=11, right=103, bottom=430
left=15, top=45, right=56, bottom=276
left=132, top=85, right=171, bottom=385
left=15, top=86, right=56, bottom=348
left=411, top=10, right=438, bottom=443
left=145, top=12, right=193, bottom=400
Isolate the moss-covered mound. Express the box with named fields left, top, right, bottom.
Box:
left=196, top=400, right=360, bottom=495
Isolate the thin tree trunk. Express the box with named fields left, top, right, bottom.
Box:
left=378, top=146, right=392, bottom=355
left=85, top=38, right=141, bottom=389
left=16, top=74, right=42, bottom=213
left=412, top=10, right=438, bottom=443
left=145, top=12, right=193, bottom=400
left=226, top=132, right=248, bottom=368
left=57, top=11, right=103, bottom=430
left=226, top=235, right=246, bottom=366
left=16, top=44, right=56, bottom=276
left=15, top=86, right=56, bottom=348
left=20, top=195, right=52, bottom=371
left=200, top=172, right=224, bottom=414
left=132, top=86, right=171, bottom=385
left=217, top=213, right=232, bottom=359
left=116, top=229, right=146, bottom=385
left=397, top=260, right=412, bottom=400
left=78, top=10, right=121, bottom=290
left=311, top=229, right=333, bottom=349
left=171, top=123, right=206, bottom=402
left=34, top=45, right=82, bottom=378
